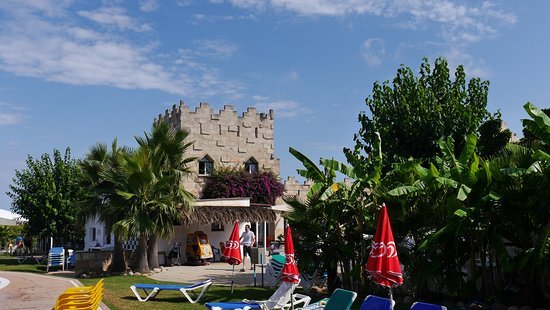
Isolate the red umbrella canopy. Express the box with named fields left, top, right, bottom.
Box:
left=223, top=222, right=242, bottom=266
left=366, top=204, right=403, bottom=287
left=281, top=225, right=300, bottom=283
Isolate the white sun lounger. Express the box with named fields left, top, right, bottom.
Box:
left=130, top=278, right=213, bottom=303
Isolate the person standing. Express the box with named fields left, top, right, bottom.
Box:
left=240, top=224, right=256, bottom=271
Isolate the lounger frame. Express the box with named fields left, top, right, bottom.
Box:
left=130, top=279, right=213, bottom=303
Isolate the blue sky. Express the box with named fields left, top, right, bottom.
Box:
left=0, top=1, right=548, bottom=211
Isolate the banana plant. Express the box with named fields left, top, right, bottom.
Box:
left=388, top=134, right=510, bottom=298
left=285, top=133, right=385, bottom=294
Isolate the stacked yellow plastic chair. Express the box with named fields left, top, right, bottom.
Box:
left=53, top=278, right=104, bottom=310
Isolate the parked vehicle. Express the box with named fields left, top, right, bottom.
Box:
left=185, top=231, right=213, bottom=264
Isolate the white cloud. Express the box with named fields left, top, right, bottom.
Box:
left=139, top=0, right=158, bottom=12
left=0, top=113, right=23, bottom=126
left=176, top=0, right=194, bottom=6
left=361, top=38, right=385, bottom=66
left=282, top=70, right=299, bottom=83
left=192, top=39, right=238, bottom=60
left=0, top=3, right=246, bottom=99
left=252, top=96, right=311, bottom=118
left=78, top=6, right=152, bottom=32
left=444, top=46, right=489, bottom=78
left=221, top=0, right=515, bottom=71
left=192, top=13, right=256, bottom=24
left=307, top=142, right=345, bottom=152
left=0, top=103, right=25, bottom=126
left=228, top=0, right=385, bottom=16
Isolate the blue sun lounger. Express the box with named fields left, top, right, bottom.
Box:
left=130, top=278, right=213, bottom=303
left=205, top=301, right=262, bottom=310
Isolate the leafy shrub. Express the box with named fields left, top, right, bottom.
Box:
left=201, top=169, right=285, bottom=205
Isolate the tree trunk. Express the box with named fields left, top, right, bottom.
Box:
left=327, top=265, right=340, bottom=293
left=147, top=233, right=159, bottom=270
left=110, top=234, right=126, bottom=273
left=135, top=235, right=149, bottom=274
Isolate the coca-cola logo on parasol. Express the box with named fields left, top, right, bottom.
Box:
left=369, top=241, right=397, bottom=258
left=226, top=240, right=240, bottom=249
left=285, top=253, right=295, bottom=264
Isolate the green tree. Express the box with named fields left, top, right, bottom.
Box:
left=79, top=141, right=130, bottom=273
left=521, top=106, right=550, bottom=146
left=478, top=115, right=512, bottom=158
left=7, top=148, right=86, bottom=248
left=135, top=122, right=195, bottom=270
left=285, top=135, right=384, bottom=294
left=349, top=57, right=490, bottom=162
left=0, top=225, right=22, bottom=251
left=99, top=123, right=194, bottom=273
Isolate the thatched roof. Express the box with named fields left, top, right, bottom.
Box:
left=181, top=206, right=277, bottom=225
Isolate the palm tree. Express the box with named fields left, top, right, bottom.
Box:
left=104, top=123, right=195, bottom=273
left=104, top=146, right=157, bottom=273
left=79, top=140, right=130, bottom=273
left=135, top=122, right=195, bottom=269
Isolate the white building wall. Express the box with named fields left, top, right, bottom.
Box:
left=83, top=216, right=113, bottom=251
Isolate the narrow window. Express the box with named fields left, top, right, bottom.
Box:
left=255, top=127, right=258, bottom=138
left=199, top=156, right=214, bottom=175
left=245, top=158, right=258, bottom=173
left=91, top=227, right=97, bottom=242
left=211, top=223, right=224, bottom=231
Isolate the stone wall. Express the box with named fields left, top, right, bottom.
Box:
left=156, top=101, right=280, bottom=197
left=283, top=176, right=354, bottom=201
left=74, top=251, right=112, bottom=276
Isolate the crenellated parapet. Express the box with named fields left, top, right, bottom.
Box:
left=283, top=176, right=354, bottom=201
left=155, top=100, right=279, bottom=197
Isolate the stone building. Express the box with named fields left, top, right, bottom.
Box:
left=156, top=101, right=280, bottom=197
left=84, top=101, right=312, bottom=268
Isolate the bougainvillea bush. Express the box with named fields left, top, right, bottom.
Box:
left=201, top=169, right=285, bottom=205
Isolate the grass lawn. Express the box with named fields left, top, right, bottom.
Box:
left=80, top=276, right=277, bottom=310
left=0, top=255, right=48, bottom=273
left=1, top=255, right=382, bottom=309
left=0, top=255, right=316, bottom=309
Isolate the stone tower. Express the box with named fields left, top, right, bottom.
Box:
left=156, top=101, right=280, bottom=197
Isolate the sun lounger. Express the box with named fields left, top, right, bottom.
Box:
left=360, top=295, right=395, bottom=310
left=130, top=279, right=213, bottom=303
left=303, top=288, right=357, bottom=310
left=16, top=255, right=47, bottom=264
left=410, top=301, right=448, bottom=310
left=205, top=280, right=311, bottom=310
left=205, top=302, right=262, bottom=310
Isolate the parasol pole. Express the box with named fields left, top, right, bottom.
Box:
left=389, top=286, right=394, bottom=310
left=230, top=264, right=235, bottom=295
left=291, top=284, right=294, bottom=310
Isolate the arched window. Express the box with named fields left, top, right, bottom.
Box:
left=245, top=157, right=258, bottom=173
left=199, top=156, right=213, bottom=175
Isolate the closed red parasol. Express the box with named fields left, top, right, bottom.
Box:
left=281, top=225, right=299, bottom=283
left=366, top=203, right=403, bottom=288
left=224, top=222, right=242, bottom=266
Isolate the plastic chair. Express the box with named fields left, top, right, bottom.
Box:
left=212, top=246, right=221, bottom=262
left=303, top=288, right=357, bottom=310
left=324, top=288, right=357, bottom=310
left=47, top=247, right=65, bottom=272
left=360, top=295, right=395, bottom=310
left=410, top=302, right=448, bottom=310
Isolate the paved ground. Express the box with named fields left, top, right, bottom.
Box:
left=0, top=271, right=80, bottom=309
left=0, top=257, right=273, bottom=309
left=150, top=260, right=275, bottom=287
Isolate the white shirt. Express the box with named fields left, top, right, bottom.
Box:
left=240, top=230, right=255, bottom=246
